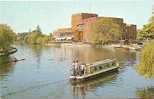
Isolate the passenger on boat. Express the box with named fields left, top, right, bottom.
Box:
left=72, top=60, right=76, bottom=76
left=75, top=60, right=79, bottom=75
left=80, top=64, right=85, bottom=76
left=85, top=64, right=91, bottom=74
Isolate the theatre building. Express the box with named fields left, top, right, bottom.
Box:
left=53, top=13, right=137, bottom=43
left=71, top=13, right=137, bottom=43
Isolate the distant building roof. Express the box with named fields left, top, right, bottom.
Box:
left=72, top=13, right=98, bottom=16
left=98, top=16, right=123, bottom=20
left=56, top=27, right=72, bottom=33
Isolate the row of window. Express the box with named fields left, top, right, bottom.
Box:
left=92, top=62, right=116, bottom=72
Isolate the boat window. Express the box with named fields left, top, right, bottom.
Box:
left=99, top=66, right=102, bottom=70
left=105, top=64, right=109, bottom=67
left=112, top=62, right=116, bottom=65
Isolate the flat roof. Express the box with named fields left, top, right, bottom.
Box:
left=93, top=59, right=115, bottom=66
left=72, top=13, right=98, bottom=16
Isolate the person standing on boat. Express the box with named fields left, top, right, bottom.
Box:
left=80, top=63, right=85, bottom=76
left=72, top=60, right=76, bottom=76
left=75, top=60, right=79, bottom=75
left=85, top=64, right=90, bottom=74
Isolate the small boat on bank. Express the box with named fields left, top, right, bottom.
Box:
left=0, top=47, right=17, bottom=57
left=70, top=59, right=119, bottom=82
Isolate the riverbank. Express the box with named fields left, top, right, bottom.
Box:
left=45, top=41, right=144, bottom=51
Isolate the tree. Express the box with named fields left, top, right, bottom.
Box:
left=137, top=40, right=154, bottom=78
left=137, top=24, right=154, bottom=40
left=18, top=25, right=51, bottom=45
left=137, top=8, right=154, bottom=40
left=36, top=25, right=42, bottom=34
left=0, top=24, right=16, bottom=50
left=90, top=18, right=122, bottom=44
left=25, top=25, right=43, bottom=44
left=24, top=25, right=51, bottom=44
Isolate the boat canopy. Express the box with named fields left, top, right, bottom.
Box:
left=93, top=59, right=116, bottom=66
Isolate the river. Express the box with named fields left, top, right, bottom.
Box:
left=0, top=44, right=154, bottom=99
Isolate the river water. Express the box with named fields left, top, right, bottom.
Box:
left=0, top=44, right=154, bottom=99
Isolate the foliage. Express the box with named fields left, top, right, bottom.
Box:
left=137, top=23, right=154, bottom=40
left=22, top=25, right=50, bottom=44
left=137, top=40, right=154, bottom=78
left=137, top=9, right=154, bottom=40
left=25, top=33, right=50, bottom=44
left=90, top=18, right=122, bottom=44
left=0, top=24, right=16, bottom=50
left=35, top=25, right=42, bottom=34
left=17, top=32, right=28, bottom=42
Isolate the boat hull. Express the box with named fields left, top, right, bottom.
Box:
left=70, top=66, right=119, bottom=83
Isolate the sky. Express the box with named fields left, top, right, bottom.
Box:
left=0, top=0, right=154, bottom=34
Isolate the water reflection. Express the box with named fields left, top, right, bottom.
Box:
left=53, top=44, right=137, bottom=64
left=70, top=73, right=118, bottom=99
left=72, top=47, right=114, bottom=63
left=136, top=87, right=154, bottom=99
left=0, top=56, right=15, bottom=80
left=52, top=45, right=116, bottom=63
left=115, top=49, right=136, bottom=62
left=28, top=45, right=43, bottom=64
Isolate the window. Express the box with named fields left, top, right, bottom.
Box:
left=99, top=66, right=102, bottom=70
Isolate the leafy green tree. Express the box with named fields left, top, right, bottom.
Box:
left=35, top=25, right=42, bottom=34
left=137, top=24, right=154, bottom=40
left=26, top=32, right=41, bottom=44
left=0, top=24, right=16, bottom=50
left=17, top=25, right=51, bottom=45
left=24, top=25, right=50, bottom=44
left=90, top=18, right=122, bottom=44
left=137, top=40, right=154, bottom=78
left=25, top=25, right=43, bottom=44
left=137, top=8, right=154, bottom=40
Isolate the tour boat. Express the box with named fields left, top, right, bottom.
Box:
left=70, top=59, right=119, bottom=81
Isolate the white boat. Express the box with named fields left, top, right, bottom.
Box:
left=0, top=47, right=17, bottom=56
left=70, top=59, right=119, bottom=81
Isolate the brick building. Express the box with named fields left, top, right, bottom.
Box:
left=71, top=13, right=98, bottom=41
left=126, top=24, right=137, bottom=41
left=71, top=13, right=137, bottom=43
left=53, top=13, right=137, bottom=43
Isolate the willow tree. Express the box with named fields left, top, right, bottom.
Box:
left=0, top=24, right=16, bottom=50
left=90, top=18, right=122, bottom=44
left=137, top=40, right=154, bottom=78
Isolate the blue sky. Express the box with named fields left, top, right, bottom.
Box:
left=0, top=0, right=154, bottom=34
